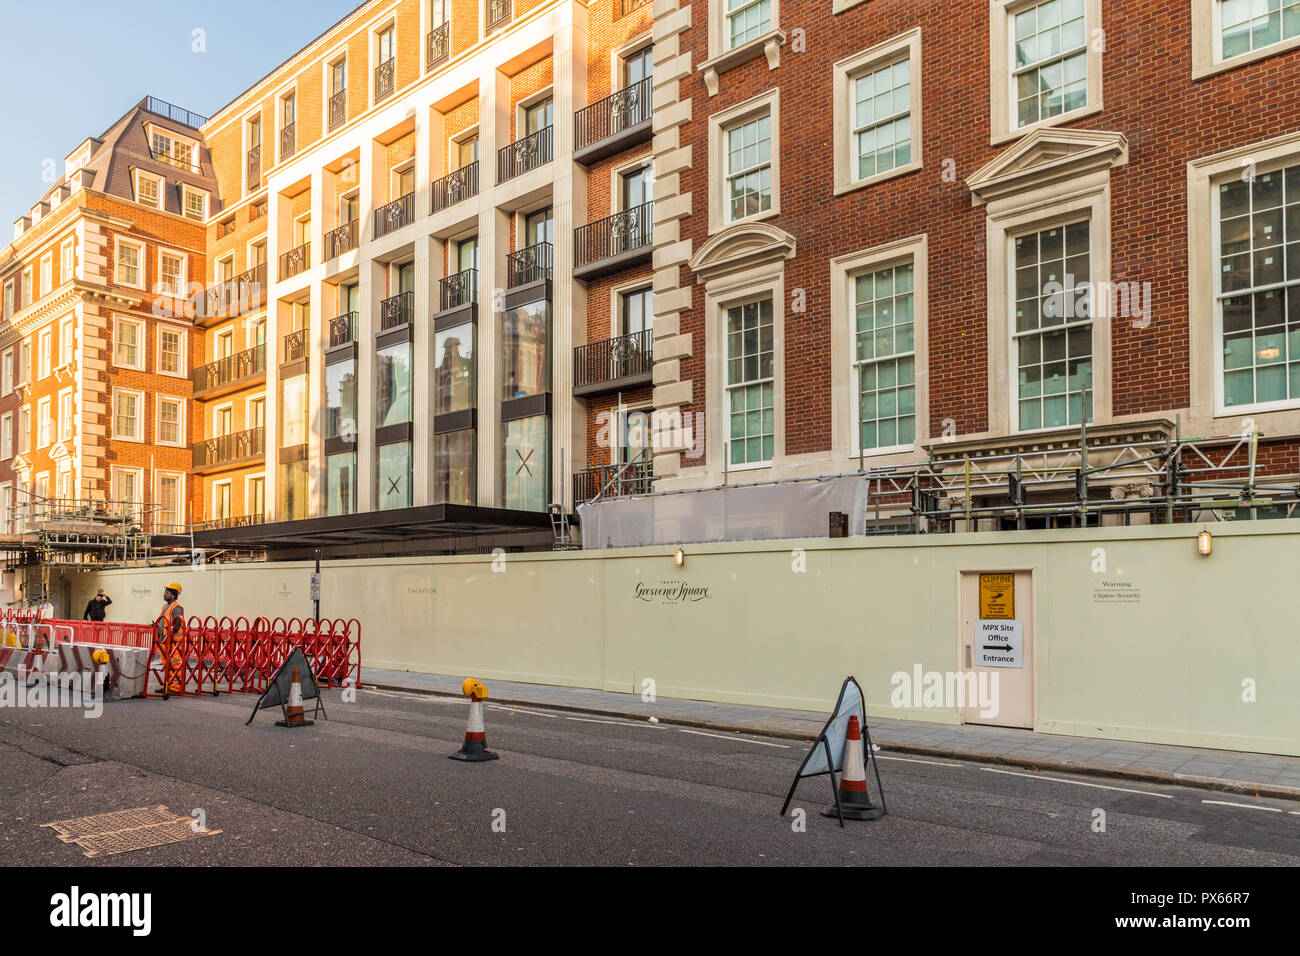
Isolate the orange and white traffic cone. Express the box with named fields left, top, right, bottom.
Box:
left=450, top=684, right=498, bottom=762
left=822, top=715, right=884, bottom=821
left=275, top=666, right=315, bottom=728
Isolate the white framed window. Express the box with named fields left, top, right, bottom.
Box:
left=150, top=127, right=196, bottom=170
left=1, top=348, right=12, bottom=395
left=19, top=341, right=30, bottom=384
left=21, top=268, right=32, bottom=307
left=134, top=170, right=163, bottom=209
left=852, top=262, right=918, bottom=452
left=724, top=298, right=775, bottom=466
left=114, top=316, right=144, bottom=369
left=158, top=325, right=186, bottom=376
left=246, top=473, right=266, bottom=519
left=18, top=406, right=30, bottom=454
left=990, top=0, right=1103, bottom=144
left=2, top=280, right=13, bottom=318
left=34, top=472, right=49, bottom=501
left=155, top=471, right=184, bottom=531
left=112, top=388, right=144, bottom=441
left=39, top=253, right=52, bottom=297
left=1194, top=0, right=1300, bottom=79
left=60, top=238, right=74, bottom=283
left=112, top=467, right=144, bottom=514
left=115, top=238, right=145, bottom=289
left=726, top=0, right=771, bottom=49
left=58, top=388, right=74, bottom=442
left=59, top=319, right=73, bottom=367
left=0, top=413, right=11, bottom=460
left=181, top=185, right=208, bottom=222
left=36, top=397, right=52, bottom=448
left=158, top=249, right=186, bottom=297
left=708, top=88, right=781, bottom=233
left=702, top=0, right=783, bottom=95
left=56, top=464, right=72, bottom=502
left=38, top=329, right=52, bottom=379
left=213, top=480, right=233, bottom=521
left=833, top=30, right=922, bottom=196
left=156, top=395, right=185, bottom=446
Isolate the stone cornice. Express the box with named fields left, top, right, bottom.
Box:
left=966, top=127, right=1129, bottom=206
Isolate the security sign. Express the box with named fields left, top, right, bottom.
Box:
left=975, top=619, right=1023, bottom=668
left=979, top=573, right=1015, bottom=619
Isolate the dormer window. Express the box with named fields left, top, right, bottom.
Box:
left=182, top=185, right=208, bottom=222
left=150, top=127, right=197, bottom=171
left=135, top=170, right=163, bottom=209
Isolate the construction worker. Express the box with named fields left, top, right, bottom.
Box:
left=154, top=583, right=185, bottom=696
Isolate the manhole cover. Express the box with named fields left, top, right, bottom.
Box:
left=41, top=805, right=221, bottom=858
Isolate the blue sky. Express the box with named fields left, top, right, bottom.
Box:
left=0, top=0, right=363, bottom=228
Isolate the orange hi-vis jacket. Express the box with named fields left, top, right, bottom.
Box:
left=155, top=601, right=185, bottom=694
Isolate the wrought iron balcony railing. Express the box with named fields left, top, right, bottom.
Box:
left=487, top=0, right=511, bottom=30
left=375, top=57, right=396, bottom=101
left=427, top=22, right=450, bottom=70
left=282, top=328, right=310, bottom=364
left=497, top=126, right=552, bottom=183
left=380, top=291, right=414, bottom=331
left=247, top=145, right=261, bottom=188
left=329, top=311, right=356, bottom=348
left=573, top=329, right=653, bottom=393
left=574, top=456, right=654, bottom=504
left=190, top=263, right=267, bottom=322
left=324, top=219, right=358, bottom=260
left=374, top=192, right=415, bottom=238
left=507, top=242, right=552, bottom=288
left=192, top=427, right=265, bottom=471
left=439, top=269, right=477, bottom=312
left=281, top=123, right=296, bottom=161
left=431, top=162, right=478, bottom=213
left=575, top=201, right=654, bottom=270
left=329, top=89, right=347, bottom=130
left=192, top=344, right=267, bottom=397
left=280, top=242, right=310, bottom=279
left=575, top=77, right=653, bottom=153
left=619, top=0, right=653, bottom=15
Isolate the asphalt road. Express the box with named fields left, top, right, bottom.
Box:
left=2, top=686, right=1299, bottom=866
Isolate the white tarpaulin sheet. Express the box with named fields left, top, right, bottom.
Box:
left=577, top=475, right=870, bottom=549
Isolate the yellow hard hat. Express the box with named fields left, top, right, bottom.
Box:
left=92, top=649, right=111, bottom=665
left=166, top=582, right=183, bottom=594
left=461, top=678, right=487, bottom=700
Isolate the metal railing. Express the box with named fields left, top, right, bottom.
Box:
left=487, top=0, right=511, bottom=30
left=192, top=427, right=265, bottom=471
left=247, top=145, right=261, bottom=188
left=439, top=269, right=477, bottom=311
left=427, top=22, right=450, bottom=69
left=190, top=263, right=267, bottom=321
left=141, top=96, right=208, bottom=129
left=375, top=57, right=396, bottom=100
left=431, top=162, right=478, bottom=213
left=329, top=312, right=357, bottom=348
left=573, top=329, right=653, bottom=391
left=497, top=126, right=552, bottom=183
left=150, top=145, right=200, bottom=173
left=574, top=456, right=654, bottom=503
left=280, top=243, right=310, bottom=278
left=380, top=291, right=414, bottom=331
left=374, top=192, right=415, bottom=237
left=282, top=328, right=310, bottom=364
left=575, top=201, right=653, bottom=268
left=193, top=345, right=266, bottom=396
left=575, top=77, right=653, bottom=151
left=619, top=0, right=653, bottom=15
left=281, top=123, right=296, bottom=160
left=324, top=219, right=358, bottom=259
left=329, top=89, right=347, bottom=130
left=507, top=242, right=552, bottom=287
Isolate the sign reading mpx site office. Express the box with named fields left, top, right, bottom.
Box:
left=975, top=619, right=1023, bottom=668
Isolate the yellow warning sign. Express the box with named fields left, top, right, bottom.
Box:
left=979, top=573, right=1015, bottom=619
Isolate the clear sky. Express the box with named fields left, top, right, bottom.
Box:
left=0, top=0, right=365, bottom=229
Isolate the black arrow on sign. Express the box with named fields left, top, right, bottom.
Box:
left=982, top=644, right=1013, bottom=652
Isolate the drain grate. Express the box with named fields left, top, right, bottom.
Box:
left=41, top=805, right=221, bottom=858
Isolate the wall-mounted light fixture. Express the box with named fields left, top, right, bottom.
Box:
left=1197, top=528, right=1213, bottom=556
left=673, top=548, right=685, bottom=568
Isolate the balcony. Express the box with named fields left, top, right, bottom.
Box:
left=574, top=78, right=653, bottom=165
left=189, top=263, right=267, bottom=325
left=329, top=311, right=356, bottom=348
left=281, top=123, right=296, bottom=161
left=439, top=269, right=477, bottom=312
left=247, top=145, right=261, bottom=189
left=282, top=328, right=310, bottom=365
left=374, top=192, right=415, bottom=238
left=431, top=162, right=478, bottom=213
left=427, top=22, right=449, bottom=70
left=497, top=126, right=552, bottom=183
left=329, top=90, right=346, bottom=130
left=375, top=57, right=395, bottom=101
left=487, top=0, right=511, bottom=31
left=507, top=242, right=552, bottom=288
left=192, top=345, right=267, bottom=400
left=192, top=427, right=265, bottom=474
left=324, top=219, right=358, bottom=260
left=574, top=457, right=653, bottom=504
left=573, top=329, right=654, bottom=397
left=573, top=201, right=653, bottom=280
left=280, top=242, right=310, bottom=279
left=380, top=290, right=414, bottom=331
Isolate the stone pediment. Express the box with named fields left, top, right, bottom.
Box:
left=688, top=222, right=796, bottom=285
left=966, top=128, right=1128, bottom=206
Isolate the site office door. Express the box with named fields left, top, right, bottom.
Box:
left=958, top=569, right=1034, bottom=728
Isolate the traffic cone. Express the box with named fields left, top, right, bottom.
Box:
left=821, top=715, right=884, bottom=821
left=449, top=695, right=498, bottom=762
left=275, top=666, right=315, bottom=728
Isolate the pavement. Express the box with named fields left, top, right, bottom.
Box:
left=361, top=667, right=1300, bottom=803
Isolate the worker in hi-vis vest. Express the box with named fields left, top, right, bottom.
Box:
left=154, top=582, right=185, bottom=696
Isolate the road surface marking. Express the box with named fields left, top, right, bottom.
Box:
left=362, top=689, right=461, bottom=705
left=875, top=755, right=963, bottom=768
left=677, top=729, right=790, bottom=749
left=488, top=705, right=560, bottom=719
left=981, top=767, right=1172, bottom=798
left=563, top=715, right=639, bottom=726
left=1201, top=800, right=1283, bottom=813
